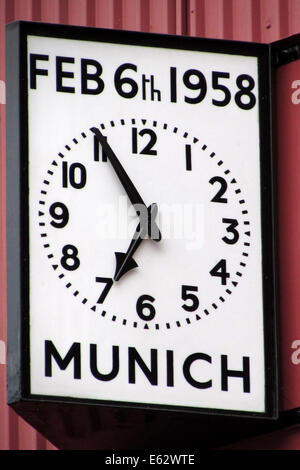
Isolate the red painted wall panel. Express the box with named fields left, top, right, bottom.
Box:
left=1, top=0, right=300, bottom=450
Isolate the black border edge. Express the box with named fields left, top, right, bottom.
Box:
left=258, top=44, right=279, bottom=420
left=270, top=34, right=300, bottom=422
left=271, top=33, right=300, bottom=66
left=6, top=21, right=22, bottom=404
left=9, top=19, right=268, bottom=55
left=6, top=20, right=278, bottom=420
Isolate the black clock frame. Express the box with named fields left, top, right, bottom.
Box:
left=6, top=21, right=279, bottom=447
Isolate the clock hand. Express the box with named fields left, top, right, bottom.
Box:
left=114, top=203, right=159, bottom=281
left=91, top=126, right=161, bottom=242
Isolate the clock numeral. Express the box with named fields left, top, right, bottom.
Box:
left=222, top=218, right=239, bottom=245
left=93, top=134, right=108, bottom=162
left=49, top=202, right=69, bottom=228
left=136, top=294, right=156, bottom=321
left=181, top=285, right=199, bottom=312
left=185, top=144, right=192, bottom=171
left=132, top=127, right=157, bottom=156
left=62, top=161, right=87, bottom=189
left=60, top=244, right=80, bottom=271
left=95, top=277, right=113, bottom=304
left=209, top=176, right=228, bottom=203
left=210, top=259, right=230, bottom=285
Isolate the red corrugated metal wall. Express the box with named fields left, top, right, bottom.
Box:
left=1, top=0, right=300, bottom=450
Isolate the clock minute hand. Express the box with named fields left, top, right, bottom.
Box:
left=91, top=126, right=161, bottom=242
left=91, top=126, right=146, bottom=208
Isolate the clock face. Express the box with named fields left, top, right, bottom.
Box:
left=37, top=117, right=251, bottom=331
left=6, top=24, right=276, bottom=417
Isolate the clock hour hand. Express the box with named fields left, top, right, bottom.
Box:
left=114, top=203, right=159, bottom=281
left=91, top=126, right=161, bottom=242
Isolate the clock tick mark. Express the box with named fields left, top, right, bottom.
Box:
left=82, top=298, right=87, bottom=304
left=81, top=132, right=87, bottom=138
left=73, top=291, right=79, bottom=296
left=40, top=233, right=47, bottom=237
left=100, top=123, right=105, bottom=129
left=239, top=199, right=245, bottom=204
left=58, top=273, right=64, bottom=279
left=66, top=283, right=71, bottom=288
left=101, top=311, right=106, bottom=317
left=40, top=190, right=47, bottom=195
left=120, top=119, right=125, bottom=125
left=226, top=289, right=232, bottom=294
left=73, top=138, right=78, bottom=144
left=224, top=169, right=230, bottom=174
left=217, top=160, right=223, bottom=166
left=47, top=254, right=54, bottom=259
left=43, top=180, right=50, bottom=185
left=58, top=152, right=64, bottom=158
left=173, top=127, right=178, bottom=133
left=43, top=244, right=49, bottom=248
left=204, top=309, right=210, bottom=315
left=183, top=132, right=188, bottom=138
left=210, top=152, right=215, bottom=158
left=202, top=144, right=207, bottom=150
left=65, top=145, right=71, bottom=151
